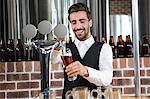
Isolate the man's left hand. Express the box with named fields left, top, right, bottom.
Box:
left=65, top=61, right=89, bottom=77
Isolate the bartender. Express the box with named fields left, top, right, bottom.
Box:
left=52, top=3, right=113, bottom=99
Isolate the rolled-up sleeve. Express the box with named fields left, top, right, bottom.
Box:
left=84, top=44, right=113, bottom=86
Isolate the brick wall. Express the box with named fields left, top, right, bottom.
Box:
left=112, top=57, right=150, bottom=96
left=0, top=57, right=150, bottom=98
left=109, top=0, right=132, bottom=15
left=0, top=61, right=64, bottom=99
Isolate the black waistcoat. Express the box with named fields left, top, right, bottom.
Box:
left=62, top=41, right=103, bottom=98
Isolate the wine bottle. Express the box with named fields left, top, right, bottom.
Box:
left=0, top=40, right=3, bottom=62
left=31, top=46, right=39, bottom=61
left=15, top=39, right=24, bottom=61
left=124, top=35, right=133, bottom=58
left=109, top=36, right=116, bottom=58
left=142, top=37, right=149, bottom=57
left=24, top=43, right=32, bottom=61
left=117, top=35, right=125, bottom=58
left=7, top=39, right=15, bottom=61
left=0, top=40, right=7, bottom=62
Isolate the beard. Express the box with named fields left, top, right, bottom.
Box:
left=73, top=28, right=88, bottom=41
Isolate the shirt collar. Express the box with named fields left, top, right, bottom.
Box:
left=74, top=36, right=95, bottom=48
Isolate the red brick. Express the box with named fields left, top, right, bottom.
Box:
left=128, top=58, right=134, bottom=68
left=31, top=73, right=40, bottom=80
left=54, top=72, right=64, bottom=79
left=120, top=58, right=126, bottom=68
left=147, top=87, right=150, bottom=94
left=141, top=87, right=146, bottom=94
left=34, top=61, right=40, bottom=72
left=51, top=81, right=62, bottom=88
left=31, top=90, right=40, bottom=97
left=7, top=91, right=29, bottom=98
left=16, top=62, right=23, bottom=72
left=7, top=64, right=14, bottom=72
left=140, top=58, right=143, bottom=68
left=0, top=63, right=5, bottom=73
left=140, top=70, right=145, bottom=76
left=124, top=87, right=135, bottom=94
left=0, top=74, right=5, bottom=81
left=7, top=62, right=14, bottom=72
left=113, top=59, right=118, bottom=69
left=17, top=82, right=39, bottom=89
left=123, top=70, right=134, bottom=77
left=56, top=89, right=63, bottom=97
left=112, top=79, right=132, bottom=86
left=25, top=61, right=32, bottom=72
left=143, top=57, right=150, bottom=67
left=141, top=78, right=150, bottom=85
left=7, top=74, right=29, bottom=81
left=147, top=70, right=150, bottom=76
left=0, top=83, right=15, bottom=90
left=0, top=92, right=5, bottom=98
left=109, top=0, right=131, bottom=15
left=113, top=70, right=122, bottom=77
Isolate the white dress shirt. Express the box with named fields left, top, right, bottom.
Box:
left=52, top=36, right=113, bottom=86
left=74, top=36, right=113, bottom=86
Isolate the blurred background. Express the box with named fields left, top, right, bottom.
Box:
left=0, top=0, right=150, bottom=98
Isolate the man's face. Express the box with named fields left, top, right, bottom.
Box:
left=69, top=11, right=92, bottom=41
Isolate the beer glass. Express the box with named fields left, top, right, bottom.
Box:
left=61, top=48, right=77, bottom=81
left=90, top=86, right=113, bottom=99
left=65, top=87, right=90, bottom=99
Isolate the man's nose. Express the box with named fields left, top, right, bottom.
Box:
left=76, top=22, right=82, bottom=28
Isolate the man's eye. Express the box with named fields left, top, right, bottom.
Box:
left=72, top=22, right=76, bottom=24
left=80, top=21, right=84, bottom=23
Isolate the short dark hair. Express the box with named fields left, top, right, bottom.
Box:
left=68, top=3, right=92, bottom=21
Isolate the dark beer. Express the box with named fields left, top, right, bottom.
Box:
left=61, top=48, right=77, bottom=81
left=61, top=55, right=72, bottom=66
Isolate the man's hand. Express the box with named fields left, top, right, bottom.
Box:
left=65, top=61, right=89, bottom=77
left=54, top=38, right=65, bottom=51
left=54, top=46, right=62, bottom=51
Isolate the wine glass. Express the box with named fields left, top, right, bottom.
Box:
left=61, top=48, right=77, bottom=81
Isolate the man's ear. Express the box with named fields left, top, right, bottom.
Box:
left=89, top=19, right=93, bottom=27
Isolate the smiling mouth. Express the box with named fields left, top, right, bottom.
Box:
left=74, top=28, right=85, bottom=32
left=76, top=30, right=84, bottom=34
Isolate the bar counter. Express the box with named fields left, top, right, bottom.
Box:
left=0, top=57, right=150, bottom=98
